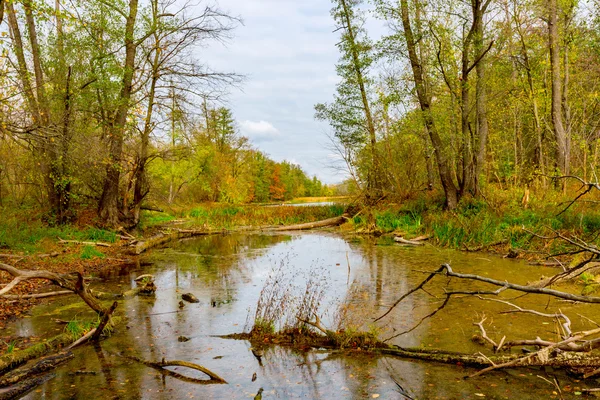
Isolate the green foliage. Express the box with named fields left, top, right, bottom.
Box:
left=2, top=341, right=16, bottom=355
left=65, top=318, right=98, bottom=340
left=80, top=245, right=105, bottom=260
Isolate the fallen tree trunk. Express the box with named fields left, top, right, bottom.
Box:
left=133, top=230, right=217, bottom=254
left=0, top=317, right=121, bottom=376
left=58, top=239, right=112, bottom=247
left=0, top=373, right=55, bottom=400
left=0, top=351, right=73, bottom=388
left=265, top=215, right=348, bottom=232
left=1, top=290, right=73, bottom=300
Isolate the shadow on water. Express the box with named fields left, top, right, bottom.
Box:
left=9, top=232, right=599, bottom=399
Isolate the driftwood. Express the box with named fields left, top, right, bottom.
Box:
left=134, top=230, right=216, bottom=254
left=0, top=263, right=108, bottom=315
left=0, top=351, right=73, bottom=388
left=58, top=239, right=112, bottom=247
left=119, top=354, right=227, bottom=384
left=265, top=215, right=348, bottom=232
left=393, top=236, right=424, bottom=246
left=1, top=290, right=73, bottom=300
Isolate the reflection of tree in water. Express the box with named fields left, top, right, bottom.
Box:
left=258, top=346, right=380, bottom=399
left=160, top=234, right=293, bottom=302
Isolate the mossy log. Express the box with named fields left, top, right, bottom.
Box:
left=0, top=351, right=73, bottom=388
left=0, top=317, right=120, bottom=376
left=0, top=373, right=55, bottom=400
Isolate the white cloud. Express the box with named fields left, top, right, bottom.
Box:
left=240, top=120, right=281, bottom=142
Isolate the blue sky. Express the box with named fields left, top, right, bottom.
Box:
left=201, top=0, right=362, bottom=184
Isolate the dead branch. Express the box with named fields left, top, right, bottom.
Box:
left=0, top=262, right=108, bottom=315
left=118, top=354, right=227, bottom=383
left=67, top=329, right=97, bottom=350
left=473, top=316, right=502, bottom=350
left=58, top=239, right=112, bottom=247
left=477, top=296, right=571, bottom=337
left=394, top=236, right=424, bottom=246
left=380, top=264, right=600, bottom=324
left=0, top=290, right=73, bottom=300
left=92, top=301, right=118, bottom=341
left=470, top=326, right=600, bottom=377
left=546, top=175, right=600, bottom=216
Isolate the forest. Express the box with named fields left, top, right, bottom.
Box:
left=318, top=0, right=600, bottom=209
left=0, top=0, right=330, bottom=229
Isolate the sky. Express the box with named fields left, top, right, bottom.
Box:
left=200, top=0, right=364, bottom=184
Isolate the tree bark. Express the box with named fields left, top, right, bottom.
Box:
left=98, top=0, right=139, bottom=227
left=399, top=0, right=459, bottom=209
left=548, top=0, right=569, bottom=176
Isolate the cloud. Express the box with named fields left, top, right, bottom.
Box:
left=240, top=120, right=281, bottom=142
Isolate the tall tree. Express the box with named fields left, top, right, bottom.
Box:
left=397, top=0, right=460, bottom=209
left=315, top=0, right=381, bottom=201
left=548, top=0, right=569, bottom=178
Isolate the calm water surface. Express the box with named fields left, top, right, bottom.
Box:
left=8, top=232, right=599, bottom=399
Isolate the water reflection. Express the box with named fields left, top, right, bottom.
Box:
left=13, top=232, right=597, bottom=399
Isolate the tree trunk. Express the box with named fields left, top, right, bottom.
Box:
left=400, top=0, right=459, bottom=209
left=339, top=0, right=380, bottom=200
left=98, top=0, right=139, bottom=227
left=473, top=0, right=490, bottom=196
left=548, top=0, right=569, bottom=177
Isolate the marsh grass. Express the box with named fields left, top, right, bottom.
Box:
left=351, top=188, right=600, bottom=253
left=248, top=257, right=331, bottom=336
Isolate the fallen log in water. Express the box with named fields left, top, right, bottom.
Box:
left=0, top=317, right=121, bottom=376
left=134, top=230, right=217, bottom=254
left=0, top=373, right=55, bottom=400
left=265, top=215, right=348, bottom=232
left=0, top=351, right=73, bottom=388
left=134, top=214, right=350, bottom=254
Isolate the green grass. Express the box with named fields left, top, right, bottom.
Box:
left=79, top=245, right=105, bottom=260
left=351, top=190, right=600, bottom=254
left=0, top=208, right=118, bottom=252
left=65, top=318, right=98, bottom=340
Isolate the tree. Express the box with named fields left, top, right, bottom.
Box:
left=316, top=0, right=381, bottom=201
left=386, top=0, right=460, bottom=209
